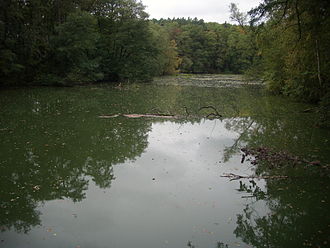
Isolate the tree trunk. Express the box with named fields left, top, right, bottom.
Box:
left=315, top=39, right=322, bottom=87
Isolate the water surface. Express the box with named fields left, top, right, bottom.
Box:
left=1, top=75, right=329, bottom=248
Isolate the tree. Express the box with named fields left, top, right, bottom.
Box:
left=152, top=18, right=257, bottom=74
left=38, top=11, right=102, bottom=85
left=229, top=3, right=248, bottom=28
left=248, top=0, right=330, bottom=102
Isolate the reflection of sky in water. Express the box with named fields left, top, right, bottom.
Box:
left=1, top=80, right=329, bottom=248
left=2, top=120, right=268, bottom=248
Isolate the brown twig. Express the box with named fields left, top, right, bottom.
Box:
left=221, top=173, right=289, bottom=181
left=198, top=106, right=222, bottom=118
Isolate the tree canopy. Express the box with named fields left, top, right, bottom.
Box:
left=246, top=0, right=330, bottom=103
left=0, top=0, right=181, bottom=85
left=0, top=1, right=258, bottom=86
left=0, top=0, right=329, bottom=108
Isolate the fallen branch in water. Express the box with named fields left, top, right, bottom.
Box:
left=99, top=106, right=223, bottom=120
left=198, top=105, right=222, bottom=118
left=241, top=147, right=330, bottom=170
left=99, top=113, right=179, bottom=119
left=221, top=173, right=289, bottom=181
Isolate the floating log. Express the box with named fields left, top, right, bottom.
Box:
left=99, top=106, right=223, bottom=120
left=99, top=113, right=179, bottom=119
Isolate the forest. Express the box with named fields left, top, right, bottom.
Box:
left=1, top=1, right=330, bottom=247
left=0, top=0, right=329, bottom=105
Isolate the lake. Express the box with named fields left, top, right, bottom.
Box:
left=1, top=75, right=329, bottom=248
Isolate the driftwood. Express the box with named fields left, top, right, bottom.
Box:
left=241, top=147, right=330, bottom=170
left=221, top=147, right=330, bottom=182
left=99, top=113, right=179, bottom=119
left=99, top=106, right=223, bottom=120
left=221, top=173, right=289, bottom=181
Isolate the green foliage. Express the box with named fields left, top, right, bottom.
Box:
left=40, top=11, right=102, bottom=85
left=97, top=18, right=158, bottom=82
left=1, top=0, right=328, bottom=101
left=148, top=23, right=181, bottom=75
left=319, top=91, right=330, bottom=127
left=248, top=0, right=330, bottom=102
left=153, top=18, right=257, bottom=74
left=0, top=0, right=182, bottom=85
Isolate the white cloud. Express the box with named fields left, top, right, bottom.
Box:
left=142, top=0, right=262, bottom=23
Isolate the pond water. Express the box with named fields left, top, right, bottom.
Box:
left=1, top=75, right=330, bottom=248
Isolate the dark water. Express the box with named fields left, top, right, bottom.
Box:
left=1, top=75, right=329, bottom=248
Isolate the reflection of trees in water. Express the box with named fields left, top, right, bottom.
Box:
left=220, top=100, right=330, bottom=247
left=0, top=115, right=151, bottom=233
left=1, top=186, right=41, bottom=233
left=232, top=178, right=330, bottom=248
left=222, top=117, right=258, bottom=162
left=85, top=157, right=114, bottom=188
left=187, top=240, right=229, bottom=248
left=1, top=85, right=211, bottom=234
left=1, top=84, right=329, bottom=240
left=222, top=110, right=329, bottom=164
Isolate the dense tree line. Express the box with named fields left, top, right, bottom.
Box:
left=0, top=0, right=257, bottom=86
left=245, top=0, right=330, bottom=105
left=152, top=18, right=257, bottom=74
left=1, top=0, right=329, bottom=111
left=0, top=0, right=180, bottom=85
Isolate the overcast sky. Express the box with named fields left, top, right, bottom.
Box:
left=142, top=0, right=262, bottom=23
